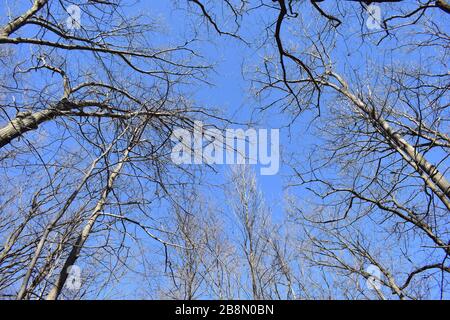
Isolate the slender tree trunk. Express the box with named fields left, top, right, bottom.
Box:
left=16, top=148, right=114, bottom=299
left=330, top=73, right=450, bottom=211
left=45, top=141, right=135, bottom=300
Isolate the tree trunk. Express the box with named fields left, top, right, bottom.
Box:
left=45, top=142, right=134, bottom=300
left=0, top=100, right=75, bottom=149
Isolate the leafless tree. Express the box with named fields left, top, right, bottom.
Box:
left=0, top=0, right=218, bottom=300
left=188, top=0, right=449, bottom=299
left=1, top=0, right=449, bottom=300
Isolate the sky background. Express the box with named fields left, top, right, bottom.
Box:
left=1, top=0, right=448, bottom=299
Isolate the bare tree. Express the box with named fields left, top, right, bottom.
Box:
left=0, top=0, right=217, bottom=300
left=1, top=0, right=449, bottom=300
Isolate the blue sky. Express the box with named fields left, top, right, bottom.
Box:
left=1, top=0, right=448, bottom=299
